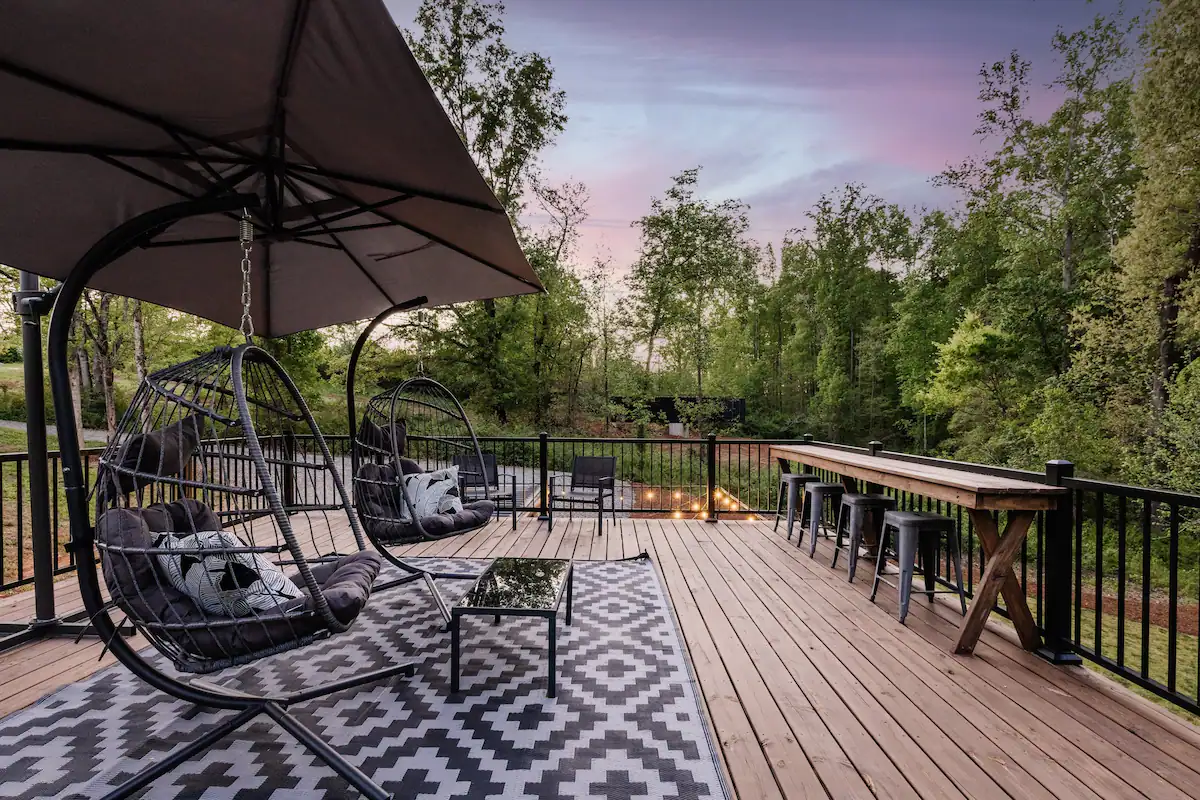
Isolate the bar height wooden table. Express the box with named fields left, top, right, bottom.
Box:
left=769, top=444, right=1064, bottom=655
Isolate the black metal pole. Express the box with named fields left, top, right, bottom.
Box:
left=706, top=433, right=718, bottom=523
left=344, top=296, right=427, bottom=481
left=538, top=431, right=550, bottom=520
left=17, top=271, right=56, bottom=624
left=1037, top=459, right=1082, bottom=665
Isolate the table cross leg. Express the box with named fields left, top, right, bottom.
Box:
left=955, top=510, right=1041, bottom=654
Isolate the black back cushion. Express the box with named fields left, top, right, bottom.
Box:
left=107, top=412, right=204, bottom=495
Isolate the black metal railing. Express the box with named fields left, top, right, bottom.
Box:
left=0, top=446, right=104, bottom=592
left=3, top=431, right=1199, bottom=715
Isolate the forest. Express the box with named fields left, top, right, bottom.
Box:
left=1, top=0, right=1197, bottom=495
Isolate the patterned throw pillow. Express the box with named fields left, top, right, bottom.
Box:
left=154, top=529, right=304, bottom=617
left=401, top=466, right=464, bottom=521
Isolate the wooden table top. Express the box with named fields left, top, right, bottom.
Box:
left=769, top=444, right=1064, bottom=511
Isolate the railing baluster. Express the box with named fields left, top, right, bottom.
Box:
left=1168, top=503, right=1179, bottom=693
left=1074, top=489, right=1083, bottom=646
left=1095, top=491, right=1104, bottom=656
left=1141, top=498, right=1152, bottom=679
left=1116, top=495, right=1127, bottom=667
left=17, top=460, right=25, bottom=583
left=0, top=462, right=6, bottom=585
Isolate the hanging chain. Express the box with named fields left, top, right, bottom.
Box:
left=238, top=209, right=255, bottom=341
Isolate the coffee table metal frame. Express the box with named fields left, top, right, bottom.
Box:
left=450, top=558, right=574, bottom=698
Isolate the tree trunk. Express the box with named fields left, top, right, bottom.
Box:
left=1153, top=274, right=1182, bottom=414
left=1157, top=218, right=1200, bottom=411
left=132, top=299, right=147, bottom=384
left=531, top=296, right=549, bottom=424
left=68, top=321, right=84, bottom=442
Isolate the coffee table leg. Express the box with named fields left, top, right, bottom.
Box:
left=450, top=614, right=461, bottom=693
left=548, top=615, right=557, bottom=698
left=565, top=567, right=573, bottom=626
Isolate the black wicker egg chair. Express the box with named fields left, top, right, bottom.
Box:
left=45, top=204, right=414, bottom=800
left=85, top=344, right=415, bottom=798
left=345, top=305, right=516, bottom=624
left=354, top=377, right=505, bottom=545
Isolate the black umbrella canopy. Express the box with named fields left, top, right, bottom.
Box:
left=0, top=0, right=543, bottom=337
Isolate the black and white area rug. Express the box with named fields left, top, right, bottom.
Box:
left=0, top=558, right=729, bottom=799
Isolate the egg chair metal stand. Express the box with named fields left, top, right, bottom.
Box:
left=346, top=305, right=499, bottom=625
left=46, top=196, right=414, bottom=800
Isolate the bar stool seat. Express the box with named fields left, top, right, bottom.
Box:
left=831, top=493, right=896, bottom=582
left=774, top=473, right=819, bottom=541
left=870, top=510, right=966, bottom=624
left=800, top=482, right=844, bottom=556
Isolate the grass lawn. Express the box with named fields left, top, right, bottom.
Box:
left=1075, top=604, right=1200, bottom=724
left=0, top=427, right=107, bottom=587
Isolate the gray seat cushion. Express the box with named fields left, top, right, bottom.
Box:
left=356, top=462, right=494, bottom=543
left=97, top=498, right=380, bottom=667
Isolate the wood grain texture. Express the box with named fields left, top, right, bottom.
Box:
left=771, top=445, right=1062, bottom=511
left=4, top=516, right=1199, bottom=800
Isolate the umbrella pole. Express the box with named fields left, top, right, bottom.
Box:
left=0, top=274, right=100, bottom=651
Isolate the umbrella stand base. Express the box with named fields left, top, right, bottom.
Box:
left=0, top=615, right=124, bottom=653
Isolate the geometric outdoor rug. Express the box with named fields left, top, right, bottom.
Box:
left=0, top=558, right=729, bottom=799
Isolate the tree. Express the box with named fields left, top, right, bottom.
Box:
left=1110, top=0, right=1200, bottom=413
left=408, top=0, right=566, bottom=216
left=627, top=168, right=760, bottom=396
left=780, top=185, right=909, bottom=441
left=404, top=0, right=571, bottom=422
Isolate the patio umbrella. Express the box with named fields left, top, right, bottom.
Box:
left=0, top=0, right=543, bottom=337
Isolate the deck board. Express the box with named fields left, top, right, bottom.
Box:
left=3, top=514, right=1200, bottom=799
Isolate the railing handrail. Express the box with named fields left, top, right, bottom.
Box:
left=0, top=445, right=107, bottom=463
left=1063, top=475, right=1200, bottom=506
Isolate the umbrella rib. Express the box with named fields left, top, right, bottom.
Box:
left=286, top=163, right=505, bottom=215
left=288, top=195, right=412, bottom=233
left=0, top=57, right=265, bottom=166
left=286, top=169, right=544, bottom=292
left=164, top=129, right=228, bottom=189
left=0, top=139, right=259, bottom=164
left=92, top=156, right=265, bottom=238
left=280, top=173, right=396, bottom=306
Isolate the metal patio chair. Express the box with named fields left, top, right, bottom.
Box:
left=454, top=452, right=519, bottom=530
left=548, top=455, right=617, bottom=536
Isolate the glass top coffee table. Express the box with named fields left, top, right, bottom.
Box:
left=450, top=557, right=574, bottom=698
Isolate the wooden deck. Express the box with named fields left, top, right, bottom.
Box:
left=4, top=515, right=1200, bottom=798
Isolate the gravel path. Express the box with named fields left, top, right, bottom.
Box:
left=0, top=419, right=109, bottom=443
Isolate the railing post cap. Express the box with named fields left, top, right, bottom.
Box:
left=1045, top=459, right=1074, bottom=484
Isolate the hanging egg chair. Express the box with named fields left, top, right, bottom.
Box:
left=46, top=204, right=415, bottom=800
left=354, top=376, right=512, bottom=545
left=344, top=305, right=518, bottom=626
left=95, top=343, right=385, bottom=674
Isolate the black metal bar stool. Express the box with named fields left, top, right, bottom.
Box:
left=800, top=482, right=844, bottom=556
left=774, top=472, right=819, bottom=541
left=831, top=493, right=896, bottom=581
left=870, top=510, right=967, bottom=624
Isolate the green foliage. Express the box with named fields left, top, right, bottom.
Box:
left=627, top=168, right=762, bottom=396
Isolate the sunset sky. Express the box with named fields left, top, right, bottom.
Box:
left=385, top=0, right=1135, bottom=270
